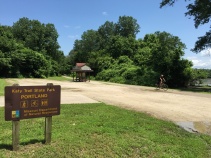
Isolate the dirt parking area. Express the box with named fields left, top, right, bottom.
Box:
left=2, top=78, right=211, bottom=122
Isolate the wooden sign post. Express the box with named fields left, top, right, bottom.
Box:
left=45, top=116, right=52, bottom=144
left=12, top=121, right=20, bottom=151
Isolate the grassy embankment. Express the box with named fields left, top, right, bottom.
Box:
left=0, top=78, right=210, bottom=157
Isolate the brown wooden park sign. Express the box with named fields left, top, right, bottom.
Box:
left=4, top=83, right=61, bottom=151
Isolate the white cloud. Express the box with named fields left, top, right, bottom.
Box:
left=102, top=11, right=108, bottom=16
left=191, top=59, right=207, bottom=67
left=187, top=56, right=211, bottom=69
left=200, top=48, right=211, bottom=56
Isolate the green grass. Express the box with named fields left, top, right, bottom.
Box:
left=47, top=76, right=72, bottom=81
left=0, top=79, right=8, bottom=96
left=0, top=103, right=211, bottom=158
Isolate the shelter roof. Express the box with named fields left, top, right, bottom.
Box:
left=71, top=63, right=93, bottom=72
left=76, top=63, right=86, bottom=67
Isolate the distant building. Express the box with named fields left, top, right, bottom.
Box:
left=71, top=63, right=93, bottom=82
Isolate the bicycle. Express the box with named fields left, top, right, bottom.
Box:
left=155, top=82, right=168, bottom=91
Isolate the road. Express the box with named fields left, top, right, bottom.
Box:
left=1, top=78, right=211, bottom=122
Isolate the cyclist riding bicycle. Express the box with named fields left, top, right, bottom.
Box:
left=158, top=74, right=166, bottom=88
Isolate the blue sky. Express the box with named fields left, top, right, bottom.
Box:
left=1, top=0, right=211, bottom=69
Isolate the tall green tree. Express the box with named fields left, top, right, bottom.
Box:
left=115, top=16, right=140, bottom=38
left=0, top=25, right=20, bottom=53
left=0, top=25, right=18, bottom=77
left=43, top=23, right=61, bottom=60
left=72, top=30, right=100, bottom=63
left=71, top=16, right=140, bottom=64
left=143, top=31, right=193, bottom=87
left=0, top=18, right=68, bottom=78
left=12, top=17, right=62, bottom=61
left=106, top=35, right=139, bottom=59
left=11, top=17, right=67, bottom=76
left=12, top=18, right=44, bottom=52
left=160, top=0, right=211, bottom=53
left=98, top=21, right=116, bottom=49
left=133, top=45, right=152, bottom=67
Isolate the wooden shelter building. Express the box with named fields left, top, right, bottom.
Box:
left=71, top=63, right=93, bottom=82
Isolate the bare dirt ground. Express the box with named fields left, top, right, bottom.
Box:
left=1, top=78, right=211, bottom=122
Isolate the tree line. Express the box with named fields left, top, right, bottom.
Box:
left=67, top=15, right=209, bottom=87
left=0, top=17, right=70, bottom=78
left=0, top=16, right=209, bottom=87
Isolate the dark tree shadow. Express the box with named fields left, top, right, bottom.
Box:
left=0, top=144, right=12, bottom=150
left=0, top=139, right=45, bottom=151
left=179, top=86, right=211, bottom=93
left=20, top=139, right=45, bottom=145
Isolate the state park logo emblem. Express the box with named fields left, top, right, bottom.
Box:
left=12, top=110, right=20, bottom=118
